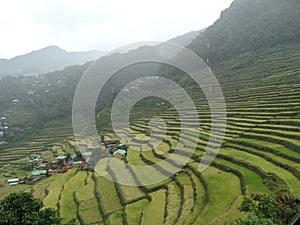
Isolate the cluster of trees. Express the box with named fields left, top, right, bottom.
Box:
left=0, top=192, right=75, bottom=225
left=1, top=190, right=299, bottom=224
left=0, top=63, right=90, bottom=128
left=230, top=192, right=300, bottom=225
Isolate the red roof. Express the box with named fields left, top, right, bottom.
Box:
left=63, top=165, right=73, bottom=169
left=49, top=168, right=68, bottom=173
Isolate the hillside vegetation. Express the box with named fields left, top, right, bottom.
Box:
left=188, top=0, right=300, bottom=63
left=0, top=0, right=300, bottom=224
left=0, top=41, right=299, bottom=224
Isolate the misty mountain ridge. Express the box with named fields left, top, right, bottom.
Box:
left=0, top=46, right=106, bottom=77
left=188, top=0, right=300, bottom=63
left=1, top=0, right=299, bottom=77
left=167, top=30, right=200, bottom=47
left=0, top=28, right=201, bottom=78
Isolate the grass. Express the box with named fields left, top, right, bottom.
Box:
left=120, top=184, right=146, bottom=202
left=42, top=169, right=77, bottom=210
left=153, top=142, right=170, bottom=156
left=141, top=150, right=164, bottom=164
left=184, top=169, right=208, bottom=224
left=127, top=146, right=146, bottom=166
left=222, top=148, right=300, bottom=197
left=76, top=173, right=103, bottom=224
left=104, top=157, right=147, bottom=201
left=191, top=166, right=241, bottom=225
left=94, top=174, right=122, bottom=213
left=126, top=199, right=149, bottom=225
left=243, top=132, right=300, bottom=149
left=215, top=158, right=270, bottom=194
left=0, top=184, right=32, bottom=200
left=1, top=42, right=300, bottom=225
left=59, top=172, right=87, bottom=223
left=131, top=165, right=171, bottom=188
left=33, top=185, right=48, bottom=201
left=108, top=211, right=123, bottom=225
left=236, top=138, right=300, bottom=158
left=164, top=182, right=182, bottom=225
left=176, top=173, right=194, bottom=225
left=141, top=190, right=167, bottom=225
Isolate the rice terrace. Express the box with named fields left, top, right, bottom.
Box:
left=0, top=0, right=300, bottom=225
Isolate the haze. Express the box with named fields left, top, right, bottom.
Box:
left=0, top=0, right=234, bottom=59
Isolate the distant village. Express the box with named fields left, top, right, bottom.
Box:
left=0, top=117, right=9, bottom=142
left=6, top=134, right=129, bottom=187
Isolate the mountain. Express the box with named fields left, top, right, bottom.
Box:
left=167, top=30, right=200, bottom=46
left=1, top=0, right=300, bottom=224
left=0, top=29, right=200, bottom=78
left=188, top=0, right=300, bottom=63
left=0, top=46, right=106, bottom=77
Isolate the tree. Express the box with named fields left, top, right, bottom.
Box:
left=229, top=192, right=300, bottom=225
left=0, top=192, right=74, bottom=225
left=229, top=216, right=276, bottom=225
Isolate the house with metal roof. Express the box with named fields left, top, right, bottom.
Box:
left=31, top=170, right=47, bottom=176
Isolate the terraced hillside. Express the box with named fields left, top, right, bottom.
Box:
left=0, top=42, right=300, bottom=225
left=0, top=120, right=75, bottom=186
left=97, top=42, right=300, bottom=224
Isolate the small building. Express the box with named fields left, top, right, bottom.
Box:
left=56, top=155, right=67, bottom=160
left=32, top=176, right=44, bottom=183
left=82, top=151, right=92, bottom=157
left=63, top=165, right=73, bottom=169
left=73, top=161, right=83, bottom=166
left=67, top=159, right=74, bottom=165
left=30, top=154, right=43, bottom=161
left=35, top=163, right=48, bottom=169
left=8, top=182, right=19, bottom=186
left=82, top=151, right=92, bottom=162
left=48, top=168, right=67, bottom=173
left=118, top=144, right=128, bottom=150
left=31, top=170, right=47, bottom=176
left=7, top=178, right=20, bottom=186
left=113, top=149, right=127, bottom=158
left=7, top=178, right=19, bottom=183
left=78, top=161, right=90, bottom=171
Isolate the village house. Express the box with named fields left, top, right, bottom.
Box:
left=31, top=170, right=47, bottom=176
left=7, top=178, right=19, bottom=186
left=102, top=137, right=128, bottom=159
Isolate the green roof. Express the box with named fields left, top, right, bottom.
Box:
left=33, top=158, right=43, bottom=161
left=31, top=170, right=47, bottom=176
left=113, top=149, right=126, bottom=156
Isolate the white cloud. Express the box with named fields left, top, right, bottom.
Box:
left=0, top=0, right=233, bottom=58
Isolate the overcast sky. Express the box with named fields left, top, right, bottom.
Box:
left=0, top=0, right=234, bottom=59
